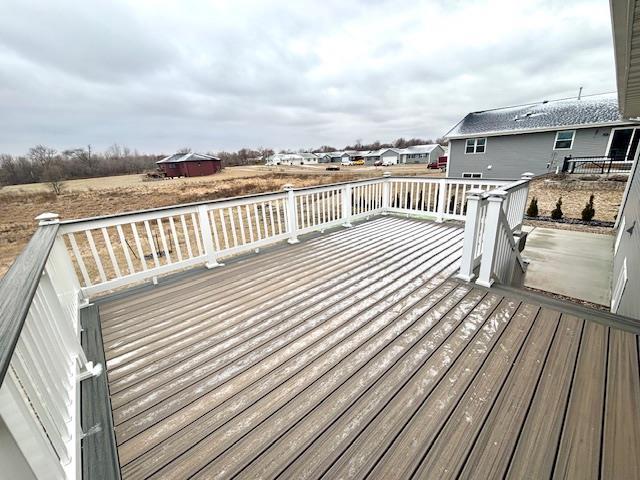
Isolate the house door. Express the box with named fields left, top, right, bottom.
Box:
left=608, top=127, right=640, bottom=160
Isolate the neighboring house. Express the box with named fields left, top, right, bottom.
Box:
left=610, top=0, right=640, bottom=320
left=444, top=94, right=639, bottom=179
left=398, top=144, right=444, bottom=164
left=266, top=153, right=319, bottom=165
left=156, top=152, right=222, bottom=177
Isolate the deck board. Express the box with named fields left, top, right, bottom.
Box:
left=94, top=216, right=640, bottom=479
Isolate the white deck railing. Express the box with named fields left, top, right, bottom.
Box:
left=456, top=173, right=532, bottom=287
left=0, top=172, right=529, bottom=479
left=55, top=174, right=514, bottom=297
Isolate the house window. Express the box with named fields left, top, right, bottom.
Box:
left=611, top=258, right=628, bottom=313
left=554, top=130, right=575, bottom=150
left=462, top=172, right=482, bottom=178
left=465, top=138, right=486, bottom=154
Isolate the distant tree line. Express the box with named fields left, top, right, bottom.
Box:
left=0, top=144, right=159, bottom=188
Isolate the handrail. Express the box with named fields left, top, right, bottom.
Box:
left=0, top=222, right=58, bottom=384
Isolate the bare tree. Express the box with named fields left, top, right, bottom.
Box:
left=43, top=163, right=65, bottom=195
left=28, top=144, right=57, bottom=168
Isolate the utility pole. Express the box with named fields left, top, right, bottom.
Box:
left=578, top=86, right=583, bottom=100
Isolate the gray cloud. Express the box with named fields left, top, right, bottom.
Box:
left=0, top=0, right=616, bottom=154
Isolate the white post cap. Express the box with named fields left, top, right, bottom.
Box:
left=383, top=172, right=391, bottom=177
left=466, top=188, right=485, bottom=197
left=521, top=172, right=535, bottom=179
left=35, top=212, right=60, bottom=225
left=282, top=183, right=294, bottom=191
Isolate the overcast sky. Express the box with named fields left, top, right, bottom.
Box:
left=0, top=0, right=616, bottom=154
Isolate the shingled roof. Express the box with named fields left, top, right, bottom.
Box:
left=156, top=152, right=220, bottom=164
left=445, top=93, right=632, bottom=139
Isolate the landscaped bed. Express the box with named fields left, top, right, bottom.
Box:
left=524, top=173, right=626, bottom=233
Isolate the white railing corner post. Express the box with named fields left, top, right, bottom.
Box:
left=381, top=172, right=391, bottom=214
left=476, top=190, right=507, bottom=288
left=283, top=184, right=299, bottom=244
left=197, top=205, right=222, bottom=268
left=436, top=179, right=447, bottom=222
left=521, top=172, right=534, bottom=181
left=342, top=184, right=353, bottom=227
left=456, top=189, right=485, bottom=282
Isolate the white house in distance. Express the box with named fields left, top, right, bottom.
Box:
left=265, top=152, right=319, bottom=166
left=266, top=144, right=444, bottom=167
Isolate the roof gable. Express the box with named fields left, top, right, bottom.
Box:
left=157, top=152, right=221, bottom=164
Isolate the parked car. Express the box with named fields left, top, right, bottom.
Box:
left=341, top=159, right=353, bottom=166
left=374, top=160, right=383, bottom=166
left=352, top=159, right=365, bottom=166
left=428, top=156, right=448, bottom=170
left=326, top=165, right=340, bottom=171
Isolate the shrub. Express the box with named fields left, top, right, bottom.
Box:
left=581, top=194, right=596, bottom=222
left=526, top=197, right=539, bottom=217
left=550, top=197, right=563, bottom=220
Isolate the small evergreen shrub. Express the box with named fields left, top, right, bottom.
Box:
left=581, top=194, right=596, bottom=222
left=550, top=197, right=563, bottom=220
left=526, top=197, right=539, bottom=217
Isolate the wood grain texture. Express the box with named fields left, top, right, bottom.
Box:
left=0, top=223, right=58, bottom=384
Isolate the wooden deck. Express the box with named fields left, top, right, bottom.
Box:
left=95, top=216, right=640, bottom=479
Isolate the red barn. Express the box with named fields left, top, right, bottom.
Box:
left=156, top=152, right=222, bottom=178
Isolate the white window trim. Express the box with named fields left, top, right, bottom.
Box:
left=615, top=216, right=625, bottom=255
left=464, top=138, right=487, bottom=154
left=553, top=130, right=575, bottom=150
left=605, top=126, right=640, bottom=161
left=611, top=258, right=628, bottom=313
left=462, top=172, right=483, bottom=178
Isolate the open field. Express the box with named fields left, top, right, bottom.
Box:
left=0, top=164, right=440, bottom=277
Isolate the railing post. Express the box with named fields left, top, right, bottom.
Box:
left=436, top=179, right=447, bottom=222
left=283, top=184, right=299, bottom=244
left=197, top=205, right=222, bottom=268
left=456, top=189, right=485, bottom=282
left=342, top=184, right=353, bottom=227
left=476, top=190, right=507, bottom=288
left=381, top=172, right=391, bottom=214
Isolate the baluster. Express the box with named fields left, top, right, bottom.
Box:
left=253, top=204, right=262, bottom=240
left=260, top=202, right=269, bottom=236
left=85, top=230, right=107, bottom=282
left=218, top=209, right=230, bottom=249
left=130, top=223, right=147, bottom=270
left=237, top=206, right=247, bottom=245
left=180, top=215, right=193, bottom=259
left=190, top=213, right=203, bottom=256
left=209, top=211, right=221, bottom=252
left=143, top=221, right=160, bottom=269
left=228, top=207, right=238, bottom=247
left=436, top=179, right=446, bottom=222
left=156, top=218, right=172, bottom=264
left=275, top=198, right=283, bottom=235
left=268, top=201, right=276, bottom=236
left=116, top=224, right=135, bottom=274
left=168, top=217, right=182, bottom=262
left=245, top=204, right=255, bottom=243
left=101, top=227, right=121, bottom=278
left=67, top=233, right=92, bottom=286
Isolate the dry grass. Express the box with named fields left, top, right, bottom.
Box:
left=526, top=175, right=625, bottom=223
left=0, top=171, right=367, bottom=277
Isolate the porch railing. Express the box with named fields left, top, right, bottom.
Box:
left=456, top=173, right=532, bottom=287
left=0, top=172, right=528, bottom=479
left=562, top=155, right=634, bottom=174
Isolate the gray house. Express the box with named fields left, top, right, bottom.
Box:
left=611, top=0, right=640, bottom=320
left=444, top=94, right=639, bottom=179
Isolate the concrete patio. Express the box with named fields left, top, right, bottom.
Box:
left=521, top=226, right=614, bottom=305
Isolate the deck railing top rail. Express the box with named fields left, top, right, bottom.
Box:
left=0, top=218, right=59, bottom=385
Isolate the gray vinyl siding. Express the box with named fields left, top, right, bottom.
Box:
left=448, top=126, right=614, bottom=179
left=612, top=163, right=640, bottom=319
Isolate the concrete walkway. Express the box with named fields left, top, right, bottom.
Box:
left=521, top=226, right=613, bottom=305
